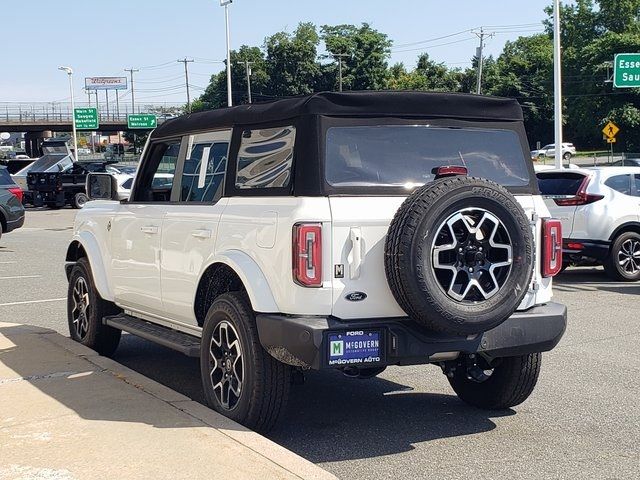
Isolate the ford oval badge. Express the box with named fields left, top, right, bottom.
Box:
left=345, top=291, right=367, bottom=302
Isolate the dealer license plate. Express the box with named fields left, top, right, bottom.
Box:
left=327, top=330, right=382, bottom=366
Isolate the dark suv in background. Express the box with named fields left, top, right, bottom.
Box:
left=0, top=166, right=25, bottom=240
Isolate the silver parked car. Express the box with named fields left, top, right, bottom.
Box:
left=531, top=142, right=577, bottom=161
left=537, top=166, right=640, bottom=280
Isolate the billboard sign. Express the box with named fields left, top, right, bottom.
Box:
left=85, top=76, right=128, bottom=91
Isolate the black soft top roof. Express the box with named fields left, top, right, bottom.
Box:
left=153, top=91, right=524, bottom=138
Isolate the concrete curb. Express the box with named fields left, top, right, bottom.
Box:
left=1, top=323, right=337, bottom=480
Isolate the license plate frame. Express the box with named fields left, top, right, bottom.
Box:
left=325, top=329, right=385, bottom=367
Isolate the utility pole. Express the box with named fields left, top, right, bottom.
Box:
left=124, top=68, right=139, bottom=114
left=178, top=58, right=195, bottom=112
left=236, top=60, right=254, bottom=103
left=473, top=27, right=494, bottom=95
left=220, top=0, right=234, bottom=107
left=334, top=53, right=350, bottom=92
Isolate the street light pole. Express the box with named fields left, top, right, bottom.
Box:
left=221, top=0, right=233, bottom=107
left=334, top=53, right=349, bottom=92
left=59, top=66, right=78, bottom=162
left=553, top=0, right=564, bottom=169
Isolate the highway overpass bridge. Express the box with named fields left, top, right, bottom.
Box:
left=1, top=102, right=180, bottom=156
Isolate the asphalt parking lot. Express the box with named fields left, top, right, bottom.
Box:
left=1, top=208, right=638, bottom=479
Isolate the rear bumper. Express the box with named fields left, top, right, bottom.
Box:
left=256, top=302, right=567, bottom=370
left=6, top=213, right=25, bottom=232
left=563, top=239, right=610, bottom=262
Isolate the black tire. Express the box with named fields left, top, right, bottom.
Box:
left=448, top=353, right=541, bottom=409
left=563, top=152, right=572, bottom=161
left=67, top=257, right=121, bottom=356
left=72, top=192, right=88, bottom=209
left=200, top=292, right=290, bottom=433
left=603, top=231, right=640, bottom=281
left=0, top=219, right=3, bottom=241
left=384, top=176, right=534, bottom=335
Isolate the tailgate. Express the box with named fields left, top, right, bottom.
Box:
left=329, top=195, right=548, bottom=320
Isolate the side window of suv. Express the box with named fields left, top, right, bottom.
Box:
left=235, top=126, right=295, bottom=189
left=180, top=130, right=230, bottom=202
left=131, top=141, right=181, bottom=202
left=604, top=174, right=632, bottom=195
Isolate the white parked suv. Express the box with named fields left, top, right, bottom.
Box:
left=531, top=142, right=576, bottom=161
left=65, top=92, right=567, bottom=432
left=537, top=166, right=640, bottom=280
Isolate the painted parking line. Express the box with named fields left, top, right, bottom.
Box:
left=0, top=262, right=17, bottom=265
left=0, top=298, right=66, bottom=307
left=0, top=275, right=41, bottom=280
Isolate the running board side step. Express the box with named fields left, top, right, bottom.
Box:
left=104, top=314, right=200, bottom=357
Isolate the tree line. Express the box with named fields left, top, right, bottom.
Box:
left=194, top=1, right=640, bottom=151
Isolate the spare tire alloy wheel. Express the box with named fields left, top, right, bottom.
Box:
left=432, top=208, right=513, bottom=302
left=385, top=177, right=534, bottom=336
left=208, top=321, right=244, bottom=411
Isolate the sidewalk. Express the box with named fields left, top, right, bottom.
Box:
left=0, top=322, right=337, bottom=480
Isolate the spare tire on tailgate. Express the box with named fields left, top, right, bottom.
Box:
left=384, top=176, right=534, bottom=336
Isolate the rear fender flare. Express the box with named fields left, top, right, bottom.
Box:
left=206, top=250, right=279, bottom=313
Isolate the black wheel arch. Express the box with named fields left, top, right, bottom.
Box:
left=194, top=263, right=247, bottom=327
left=608, top=222, right=640, bottom=242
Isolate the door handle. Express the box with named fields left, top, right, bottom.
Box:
left=191, top=229, right=212, bottom=239
left=140, top=225, right=159, bottom=235
left=348, top=227, right=363, bottom=280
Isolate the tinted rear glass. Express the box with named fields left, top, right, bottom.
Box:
left=325, top=126, right=530, bottom=188
left=0, top=167, right=14, bottom=186
left=536, top=172, right=585, bottom=195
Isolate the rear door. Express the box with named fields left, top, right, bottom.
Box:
left=160, top=130, right=231, bottom=326
left=536, top=171, right=587, bottom=238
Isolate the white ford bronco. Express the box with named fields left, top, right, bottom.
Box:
left=65, top=91, right=567, bottom=432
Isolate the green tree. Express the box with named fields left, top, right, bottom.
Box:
left=264, top=22, right=322, bottom=96
left=321, top=23, right=392, bottom=90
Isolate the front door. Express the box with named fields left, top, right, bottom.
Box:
left=110, top=139, right=181, bottom=317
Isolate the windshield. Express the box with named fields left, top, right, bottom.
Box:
left=325, top=125, right=530, bottom=188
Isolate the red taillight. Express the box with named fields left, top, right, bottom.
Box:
left=8, top=187, right=23, bottom=203
left=434, top=165, right=468, bottom=179
left=554, top=176, right=604, bottom=206
left=293, top=223, right=322, bottom=287
left=543, top=219, right=563, bottom=277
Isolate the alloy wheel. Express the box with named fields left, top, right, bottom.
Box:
left=618, top=238, right=640, bottom=275
left=209, top=321, right=244, bottom=410
left=71, top=277, right=90, bottom=339
left=431, top=208, right=513, bottom=302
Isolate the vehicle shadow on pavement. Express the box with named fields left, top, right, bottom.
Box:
left=111, top=335, right=512, bottom=461
left=269, top=369, right=513, bottom=462
left=554, top=268, right=640, bottom=296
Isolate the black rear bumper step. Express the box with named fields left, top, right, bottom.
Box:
left=104, top=314, right=200, bottom=357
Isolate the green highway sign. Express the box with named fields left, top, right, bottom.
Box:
left=127, top=114, right=157, bottom=129
left=614, top=53, right=640, bottom=88
left=74, top=108, right=98, bottom=130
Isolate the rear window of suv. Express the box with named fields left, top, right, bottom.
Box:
left=0, top=166, right=14, bottom=186
left=537, top=172, right=586, bottom=195
left=325, top=125, right=530, bottom=188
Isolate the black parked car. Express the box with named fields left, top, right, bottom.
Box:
left=28, top=161, right=112, bottom=209
left=0, top=166, right=25, bottom=240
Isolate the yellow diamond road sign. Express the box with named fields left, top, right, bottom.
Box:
left=603, top=121, right=620, bottom=139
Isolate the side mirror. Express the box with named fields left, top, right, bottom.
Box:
left=86, top=173, right=119, bottom=201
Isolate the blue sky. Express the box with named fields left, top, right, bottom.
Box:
left=3, top=0, right=554, bottom=104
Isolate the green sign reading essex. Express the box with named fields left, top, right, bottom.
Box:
left=614, top=53, right=640, bottom=88
left=74, top=107, right=99, bottom=130
left=127, top=114, right=157, bottom=129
